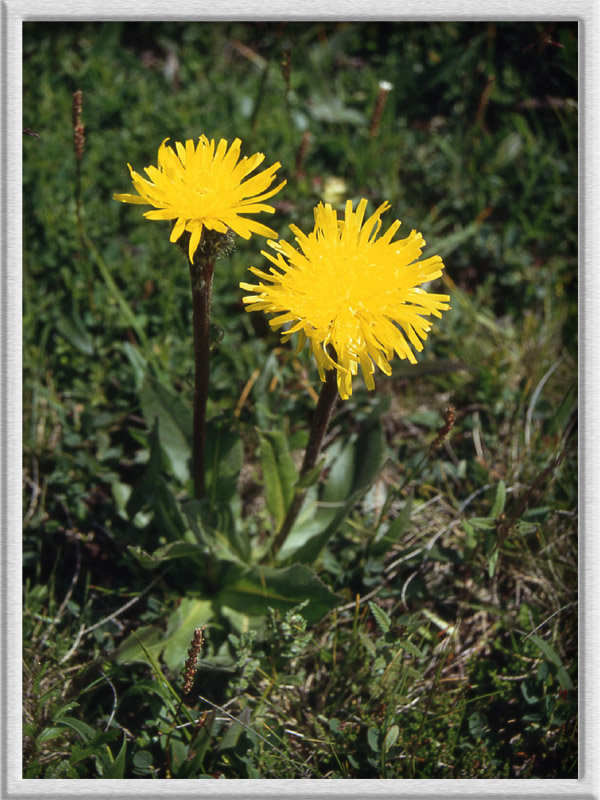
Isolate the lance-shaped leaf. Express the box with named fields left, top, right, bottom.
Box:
left=216, top=563, right=339, bottom=624
left=257, top=429, right=299, bottom=528
left=139, top=375, right=192, bottom=483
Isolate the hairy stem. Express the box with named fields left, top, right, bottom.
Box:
left=189, top=258, right=215, bottom=500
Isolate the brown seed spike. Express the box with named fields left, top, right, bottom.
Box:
left=428, top=406, right=456, bottom=455
left=182, top=626, right=206, bottom=695
left=369, top=81, right=393, bottom=139
left=72, top=90, right=85, bottom=161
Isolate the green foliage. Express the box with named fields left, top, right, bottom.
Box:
left=23, top=21, right=577, bottom=779
left=257, top=429, right=299, bottom=529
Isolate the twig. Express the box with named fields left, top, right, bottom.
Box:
left=194, top=694, right=289, bottom=762
left=60, top=575, right=163, bottom=663
left=523, top=601, right=577, bottom=641
left=60, top=623, right=86, bottom=664
left=81, top=575, right=163, bottom=636
left=100, top=671, right=119, bottom=731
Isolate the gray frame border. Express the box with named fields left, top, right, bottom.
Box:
left=3, top=2, right=598, bottom=798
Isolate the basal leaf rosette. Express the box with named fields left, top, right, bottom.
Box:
left=241, top=199, right=451, bottom=399
left=114, top=136, right=286, bottom=262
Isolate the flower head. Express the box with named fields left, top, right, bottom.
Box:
left=114, top=136, right=286, bottom=262
left=241, top=199, right=450, bottom=399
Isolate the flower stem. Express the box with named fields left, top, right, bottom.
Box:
left=189, top=258, right=215, bottom=500
left=270, top=369, right=339, bottom=560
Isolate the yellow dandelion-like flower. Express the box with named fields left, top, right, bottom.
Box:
left=114, top=135, right=286, bottom=262
left=241, top=199, right=451, bottom=400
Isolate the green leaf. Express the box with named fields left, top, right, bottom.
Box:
left=521, top=506, right=551, bottom=521
left=295, top=457, right=326, bottom=490
left=126, top=631, right=182, bottom=714
left=483, top=523, right=499, bottom=578
left=398, top=639, right=425, bottom=659
left=469, top=517, right=497, bottom=531
left=490, top=480, right=507, bottom=518
left=308, top=95, right=366, bottom=125
left=251, top=351, right=282, bottom=429
left=51, top=700, right=80, bottom=720
left=114, top=624, right=166, bottom=665
left=528, top=634, right=562, bottom=665
left=150, top=482, right=190, bottom=541
left=404, top=409, right=443, bottom=428
left=468, top=711, right=489, bottom=739
left=487, top=544, right=500, bottom=578
left=122, top=341, right=148, bottom=392
left=282, top=423, right=386, bottom=564
left=371, top=497, right=413, bottom=558
left=55, top=716, right=96, bottom=743
left=102, top=734, right=127, bottom=779
left=358, top=631, right=377, bottom=657
left=352, top=422, right=387, bottom=495
left=205, top=422, right=244, bottom=505
left=384, top=724, right=399, bottom=752
left=321, top=438, right=356, bottom=503
left=369, top=601, right=392, bottom=634
left=175, top=712, right=216, bottom=777
left=63, top=731, right=120, bottom=768
left=126, top=422, right=189, bottom=541
left=139, top=375, right=192, bottom=483
left=56, top=308, right=94, bottom=355
left=257, top=430, right=299, bottom=528
left=548, top=382, right=576, bottom=436
left=556, top=666, right=575, bottom=692
left=127, top=541, right=206, bottom=569
left=528, top=634, right=575, bottom=691
left=494, top=131, right=523, bottom=167
left=216, top=563, right=339, bottom=624
left=167, top=736, right=189, bottom=775
left=110, top=480, right=131, bottom=519
left=521, top=680, right=541, bottom=705
left=162, top=598, right=213, bottom=671
left=367, top=726, right=380, bottom=753
left=219, top=605, right=267, bottom=635
left=36, top=726, right=67, bottom=745
left=181, top=499, right=248, bottom=563
left=218, top=706, right=253, bottom=751
left=132, top=751, right=154, bottom=771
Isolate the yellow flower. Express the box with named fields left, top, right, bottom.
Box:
left=114, top=136, right=286, bottom=262
left=241, top=199, right=451, bottom=399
